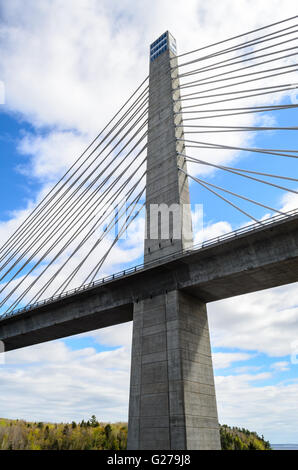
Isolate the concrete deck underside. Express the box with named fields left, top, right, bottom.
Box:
left=1, top=215, right=298, bottom=352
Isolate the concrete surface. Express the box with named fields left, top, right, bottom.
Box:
left=127, top=290, right=221, bottom=449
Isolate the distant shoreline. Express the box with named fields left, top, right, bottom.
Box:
left=271, top=444, right=298, bottom=450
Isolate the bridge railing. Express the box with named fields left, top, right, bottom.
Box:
left=2, top=207, right=298, bottom=320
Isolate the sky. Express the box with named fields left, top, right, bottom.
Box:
left=0, top=0, right=298, bottom=445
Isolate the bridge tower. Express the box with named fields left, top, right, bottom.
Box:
left=127, top=32, right=221, bottom=450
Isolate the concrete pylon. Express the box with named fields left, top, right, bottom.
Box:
left=144, top=32, right=192, bottom=263
left=127, top=32, right=221, bottom=450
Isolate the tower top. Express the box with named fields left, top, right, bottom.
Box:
left=150, top=31, right=177, bottom=62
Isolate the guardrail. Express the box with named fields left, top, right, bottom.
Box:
left=1, top=207, right=298, bottom=321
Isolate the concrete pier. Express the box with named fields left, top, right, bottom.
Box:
left=127, top=291, right=220, bottom=449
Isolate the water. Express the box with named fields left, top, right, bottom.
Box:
left=271, top=444, right=298, bottom=450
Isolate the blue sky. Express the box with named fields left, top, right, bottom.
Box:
left=0, top=115, right=37, bottom=216
left=0, top=0, right=298, bottom=445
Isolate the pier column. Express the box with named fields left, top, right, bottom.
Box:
left=128, top=291, right=221, bottom=450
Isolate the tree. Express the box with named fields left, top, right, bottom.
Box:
left=90, top=415, right=99, bottom=428
left=62, top=425, right=69, bottom=436
left=104, top=424, right=112, bottom=441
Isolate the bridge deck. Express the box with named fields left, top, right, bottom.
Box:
left=1, top=212, right=298, bottom=351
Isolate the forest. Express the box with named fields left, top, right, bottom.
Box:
left=0, top=416, right=127, bottom=450
left=0, top=417, right=271, bottom=450
left=220, top=424, right=271, bottom=450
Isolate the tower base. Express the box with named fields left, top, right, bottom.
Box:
left=127, top=290, right=221, bottom=450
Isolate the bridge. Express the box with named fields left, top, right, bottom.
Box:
left=0, top=16, right=298, bottom=449
left=2, top=209, right=298, bottom=350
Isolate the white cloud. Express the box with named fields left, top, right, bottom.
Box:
left=213, top=352, right=253, bottom=369
left=0, top=0, right=147, bottom=134
left=208, top=282, right=298, bottom=357
left=279, top=191, right=298, bottom=213
left=234, top=365, right=263, bottom=374
left=5, top=340, right=95, bottom=364
left=215, top=373, right=298, bottom=443
left=0, top=337, right=131, bottom=423
left=17, top=131, right=91, bottom=183
left=271, top=361, right=290, bottom=372
left=195, top=220, right=233, bottom=244
left=85, top=322, right=133, bottom=349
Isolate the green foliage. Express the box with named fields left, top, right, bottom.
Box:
left=0, top=416, right=127, bottom=450
left=0, top=417, right=270, bottom=450
left=220, top=424, right=272, bottom=450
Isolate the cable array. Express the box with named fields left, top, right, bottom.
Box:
left=0, top=77, right=149, bottom=316
left=172, top=15, right=298, bottom=228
